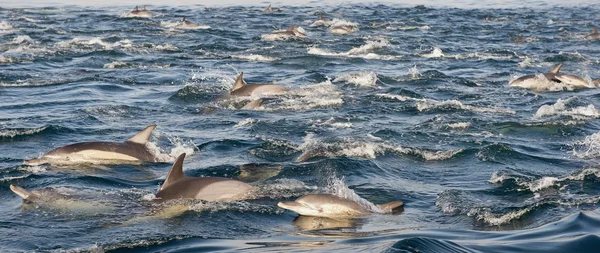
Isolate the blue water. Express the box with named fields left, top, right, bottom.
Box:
left=1, top=3, right=600, bottom=252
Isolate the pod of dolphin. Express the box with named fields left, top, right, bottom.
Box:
left=9, top=4, right=600, bottom=222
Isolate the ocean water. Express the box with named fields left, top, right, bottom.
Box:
left=1, top=2, right=600, bottom=252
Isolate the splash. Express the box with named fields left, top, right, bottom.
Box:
left=408, top=65, right=421, bottom=79
left=421, top=47, right=444, bottom=58
left=573, top=132, right=600, bottom=159
left=233, top=118, right=259, bottom=128
left=231, top=54, right=280, bottom=62
left=324, top=177, right=385, bottom=213
left=510, top=73, right=592, bottom=91
left=309, top=117, right=353, bottom=129
left=12, top=35, right=34, bottom=44
left=533, top=98, right=599, bottom=119
left=333, top=71, right=378, bottom=87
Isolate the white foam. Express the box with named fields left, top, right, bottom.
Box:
left=447, top=122, right=471, bottom=129
left=421, top=47, right=444, bottom=58
left=416, top=99, right=516, bottom=114
left=375, top=93, right=426, bottom=102
left=309, top=117, right=353, bottom=129
left=533, top=98, right=599, bottom=119
left=231, top=54, right=280, bottom=62
left=0, top=21, right=14, bottom=34
left=0, top=126, right=47, bottom=138
left=103, top=61, right=130, bottom=69
left=0, top=55, right=13, bottom=63
left=573, top=132, right=600, bottom=159
left=233, top=118, right=258, bottom=128
left=325, top=177, right=385, bottom=213
left=333, top=71, right=378, bottom=87
left=12, top=35, right=34, bottom=44
left=468, top=206, right=533, bottom=226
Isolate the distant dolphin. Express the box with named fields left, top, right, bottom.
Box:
left=509, top=63, right=594, bottom=89
left=178, top=16, right=199, bottom=29
left=264, top=4, right=274, bottom=13
left=24, top=125, right=164, bottom=166
left=127, top=5, right=152, bottom=18
left=270, top=25, right=308, bottom=38
left=155, top=153, right=255, bottom=202
left=277, top=194, right=404, bottom=218
left=229, top=72, right=288, bottom=96
left=586, top=26, right=600, bottom=40
left=329, top=25, right=356, bottom=35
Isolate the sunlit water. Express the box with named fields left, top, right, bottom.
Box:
left=1, top=2, right=600, bottom=252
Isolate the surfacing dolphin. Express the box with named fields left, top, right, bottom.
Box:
left=155, top=153, right=255, bottom=202
left=230, top=72, right=288, bottom=96
left=24, top=125, right=165, bottom=166
left=277, top=194, right=404, bottom=218
left=586, top=26, right=600, bottom=40
left=264, top=4, right=274, bottom=13
left=9, top=184, right=114, bottom=213
left=509, top=63, right=594, bottom=89
left=270, top=25, right=308, bottom=38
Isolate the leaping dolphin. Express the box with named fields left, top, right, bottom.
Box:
left=230, top=72, right=288, bottom=96
left=277, top=194, right=404, bottom=218
left=586, top=26, right=600, bottom=40
left=24, top=125, right=165, bottom=166
left=155, top=153, right=255, bottom=202
left=509, top=63, right=594, bottom=89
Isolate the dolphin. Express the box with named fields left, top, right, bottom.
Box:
left=229, top=72, right=288, bottom=96
left=24, top=125, right=164, bottom=166
left=130, top=5, right=140, bottom=14
left=10, top=184, right=114, bottom=213
left=277, top=194, right=404, bottom=218
left=586, top=26, right=600, bottom=40
left=509, top=63, right=594, bottom=89
left=329, top=25, right=357, bottom=35
left=270, top=25, right=308, bottom=38
left=155, top=153, right=255, bottom=202
left=264, top=4, right=274, bottom=13
left=178, top=16, right=199, bottom=29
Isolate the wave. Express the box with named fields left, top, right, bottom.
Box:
left=420, top=47, right=519, bottom=60
left=0, top=21, right=14, bottom=34
left=231, top=54, right=280, bottom=62
left=437, top=168, right=600, bottom=226
left=376, top=94, right=515, bottom=115
left=57, top=37, right=178, bottom=53
left=0, top=125, right=49, bottom=139
left=295, top=133, right=461, bottom=162
left=308, top=38, right=398, bottom=60
left=103, top=61, right=170, bottom=69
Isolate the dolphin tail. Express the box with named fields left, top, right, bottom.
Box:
left=548, top=63, right=563, bottom=74
left=377, top=201, right=404, bottom=213
left=127, top=125, right=156, bottom=144
left=232, top=72, right=246, bottom=91
left=160, top=153, right=187, bottom=191
left=10, top=185, right=33, bottom=200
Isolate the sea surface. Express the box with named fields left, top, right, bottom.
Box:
left=1, top=2, right=600, bottom=252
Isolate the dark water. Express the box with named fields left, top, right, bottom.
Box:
left=1, top=3, right=600, bottom=252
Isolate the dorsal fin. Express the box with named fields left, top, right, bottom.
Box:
left=161, top=153, right=187, bottom=191
left=10, top=184, right=33, bottom=200
left=319, top=12, right=324, bottom=21
left=232, top=72, right=246, bottom=91
left=142, top=5, right=147, bottom=11
left=133, top=6, right=139, bottom=11
left=182, top=16, right=186, bottom=22
left=287, top=25, right=297, bottom=31
left=126, top=125, right=156, bottom=144
left=593, top=26, right=598, bottom=34
left=548, top=63, right=563, bottom=74
left=378, top=201, right=404, bottom=213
